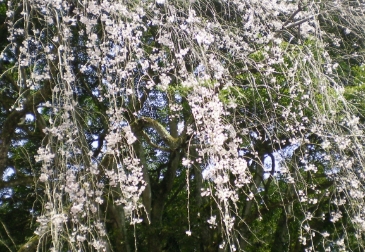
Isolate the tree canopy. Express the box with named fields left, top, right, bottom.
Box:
left=1, top=0, right=365, bottom=251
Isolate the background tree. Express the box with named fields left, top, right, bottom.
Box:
left=1, top=0, right=365, bottom=251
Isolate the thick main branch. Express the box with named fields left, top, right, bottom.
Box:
left=138, top=117, right=183, bottom=150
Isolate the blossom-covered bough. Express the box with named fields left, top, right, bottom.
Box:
left=1, top=0, right=365, bottom=251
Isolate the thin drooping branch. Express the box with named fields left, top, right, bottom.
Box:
left=0, top=81, right=52, bottom=175
left=2, top=0, right=365, bottom=251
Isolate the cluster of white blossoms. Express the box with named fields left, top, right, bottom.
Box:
left=187, top=84, right=251, bottom=240
left=6, top=0, right=365, bottom=250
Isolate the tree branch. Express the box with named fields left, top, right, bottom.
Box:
left=283, top=15, right=314, bottom=30
left=0, top=176, right=35, bottom=190
left=140, top=130, right=171, bottom=152
left=138, top=117, right=183, bottom=150
left=0, top=80, right=52, bottom=175
left=282, top=2, right=304, bottom=28
left=17, top=236, right=38, bottom=252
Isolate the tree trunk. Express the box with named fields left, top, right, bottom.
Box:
left=107, top=203, right=131, bottom=252
left=271, top=208, right=289, bottom=252
left=238, top=162, right=264, bottom=249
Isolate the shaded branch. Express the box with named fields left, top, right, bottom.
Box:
left=283, top=15, right=314, bottom=30
left=17, top=236, right=38, bottom=252
left=138, top=117, right=183, bottom=150
left=140, top=130, right=171, bottom=152
left=282, top=2, right=304, bottom=28
left=0, top=80, right=52, bottom=174
left=0, top=177, right=35, bottom=189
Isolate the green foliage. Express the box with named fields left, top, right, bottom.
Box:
left=248, top=50, right=265, bottom=62
left=165, top=83, right=188, bottom=96
left=351, top=65, right=365, bottom=85
left=0, top=3, right=6, bottom=16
